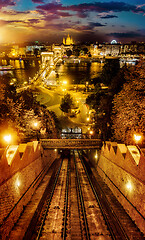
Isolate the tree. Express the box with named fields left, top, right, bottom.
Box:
left=101, top=58, right=120, bottom=86
left=111, top=59, right=145, bottom=144
left=66, top=50, right=72, bottom=58
left=0, top=75, right=59, bottom=145
left=60, top=93, right=73, bottom=113
left=83, top=47, right=88, bottom=55
left=109, top=65, right=128, bottom=94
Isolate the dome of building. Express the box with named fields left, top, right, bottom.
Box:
left=63, top=34, right=74, bottom=45
left=111, top=40, right=117, bottom=44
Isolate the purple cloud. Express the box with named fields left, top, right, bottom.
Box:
left=89, top=22, right=106, bottom=28
left=0, top=19, right=23, bottom=26
left=36, top=1, right=145, bottom=15
left=2, top=10, right=31, bottom=15
left=107, top=31, right=145, bottom=38
left=0, top=0, right=16, bottom=9
left=32, top=0, right=44, bottom=3
left=100, top=14, right=118, bottom=19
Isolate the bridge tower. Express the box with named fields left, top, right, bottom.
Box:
left=41, top=52, right=54, bottom=67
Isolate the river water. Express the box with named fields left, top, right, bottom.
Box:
left=0, top=60, right=102, bottom=87
left=0, top=59, right=40, bottom=86
left=55, top=61, right=102, bottom=85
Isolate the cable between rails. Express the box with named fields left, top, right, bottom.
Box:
left=78, top=151, right=129, bottom=240
left=36, top=158, right=64, bottom=240
left=73, top=150, right=91, bottom=240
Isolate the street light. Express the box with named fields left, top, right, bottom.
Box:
left=34, top=122, right=38, bottom=128
left=90, top=130, right=93, bottom=135
left=3, top=134, right=12, bottom=145
left=63, top=80, right=67, bottom=85
left=89, top=130, right=93, bottom=139
left=33, top=121, right=40, bottom=141
left=133, top=134, right=142, bottom=145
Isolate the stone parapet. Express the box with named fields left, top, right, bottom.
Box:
left=0, top=141, right=41, bottom=185
left=0, top=142, right=57, bottom=239
left=97, top=141, right=145, bottom=235
left=101, top=141, right=145, bottom=182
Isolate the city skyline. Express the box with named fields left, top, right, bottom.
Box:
left=0, top=0, right=145, bottom=44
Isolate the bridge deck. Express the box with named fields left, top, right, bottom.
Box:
left=40, top=139, right=102, bottom=149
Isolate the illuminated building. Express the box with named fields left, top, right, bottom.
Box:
left=63, top=34, right=74, bottom=45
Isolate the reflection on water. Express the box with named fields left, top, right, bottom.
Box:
left=13, top=68, right=37, bottom=85
left=0, top=59, right=40, bottom=84
left=0, top=60, right=102, bottom=86
left=56, top=62, right=103, bottom=85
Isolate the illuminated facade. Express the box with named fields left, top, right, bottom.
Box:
left=63, top=34, right=74, bottom=45
left=90, top=42, right=145, bottom=58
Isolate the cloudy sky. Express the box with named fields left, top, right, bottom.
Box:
left=0, top=0, right=145, bottom=44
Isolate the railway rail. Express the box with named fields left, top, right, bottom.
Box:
left=9, top=150, right=144, bottom=240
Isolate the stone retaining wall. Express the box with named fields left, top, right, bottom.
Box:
left=0, top=141, right=57, bottom=239
left=97, top=142, right=145, bottom=235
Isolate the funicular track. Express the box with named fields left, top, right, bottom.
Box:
left=10, top=150, right=145, bottom=240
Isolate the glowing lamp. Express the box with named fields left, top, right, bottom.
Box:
left=95, top=153, right=98, bottom=159
left=134, top=134, right=141, bottom=143
left=63, top=80, right=67, bottom=85
left=4, top=134, right=12, bottom=144
left=16, top=179, right=21, bottom=187
left=126, top=181, right=132, bottom=191
left=34, top=122, right=38, bottom=128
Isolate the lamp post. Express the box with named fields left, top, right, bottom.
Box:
left=133, top=133, right=142, bottom=151
left=89, top=130, right=93, bottom=139
left=133, top=134, right=141, bottom=144
left=3, top=134, right=12, bottom=152
left=3, top=134, right=12, bottom=145
left=33, top=121, right=40, bottom=141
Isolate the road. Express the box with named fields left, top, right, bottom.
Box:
left=35, top=85, right=91, bottom=133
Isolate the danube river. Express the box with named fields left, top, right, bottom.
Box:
left=0, top=59, right=40, bottom=85
left=55, top=61, right=102, bottom=85
left=0, top=59, right=103, bottom=86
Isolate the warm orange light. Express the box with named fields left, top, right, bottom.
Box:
left=90, top=130, right=93, bottom=135
left=95, top=153, right=98, bottom=159
left=134, top=134, right=142, bottom=143
left=16, top=179, right=21, bottom=187
left=126, top=181, right=133, bottom=191
left=63, top=80, right=67, bottom=85
left=34, top=122, right=38, bottom=127
left=3, top=134, right=12, bottom=144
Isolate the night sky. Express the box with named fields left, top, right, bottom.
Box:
left=0, top=0, right=145, bottom=44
